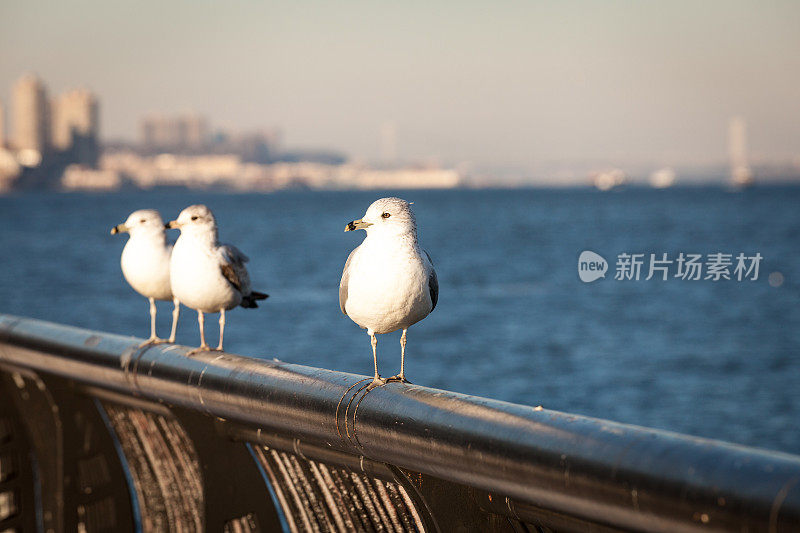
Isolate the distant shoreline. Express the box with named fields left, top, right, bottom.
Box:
left=3, top=182, right=800, bottom=198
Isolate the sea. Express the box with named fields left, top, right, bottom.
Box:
left=0, top=186, right=798, bottom=455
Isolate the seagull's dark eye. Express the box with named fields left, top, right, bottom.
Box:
left=381, top=212, right=391, bottom=219
left=140, top=219, right=146, bottom=224
left=191, top=215, right=199, bottom=221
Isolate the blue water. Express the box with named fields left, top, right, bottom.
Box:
left=1, top=187, right=798, bottom=454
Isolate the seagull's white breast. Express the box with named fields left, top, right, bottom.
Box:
left=344, top=237, right=433, bottom=334
left=170, top=236, right=241, bottom=313
left=120, top=236, right=173, bottom=301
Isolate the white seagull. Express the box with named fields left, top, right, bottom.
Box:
left=340, top=197, right=438, bottom=389
left=111, top=209, right=180, bottom=345
left=167, top=205, right=267, bottom=353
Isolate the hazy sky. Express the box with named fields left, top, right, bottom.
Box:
left=1, top=1, right=798, bottom=167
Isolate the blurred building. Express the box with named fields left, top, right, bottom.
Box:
left=138, top=112, right=280, bottom=165
left=12, top=74, right=50, bottom=155
left=98, top=149, right=462, bottom=192
left=51, top=88, right=100, bottom=166
left=60, top=164, right=121, bottom=191
left=51, top=89, right=98, bottom=149
left=140, top=113, right=208, bottom=151
left=182, top=113, right=207, bottom=148
left=221, top=131, right=275, bottom=164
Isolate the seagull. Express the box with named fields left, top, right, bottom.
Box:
left=111, top=209, right=180, bottom=345
left=167, top=205, right=267, bottom=353
left=340, top=197, right=438, bottom=389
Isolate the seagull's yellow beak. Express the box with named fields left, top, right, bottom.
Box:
left=110, top=223, right=127, bottom=235
left=166, top=220, right=180, bottom=229
left=345, top=219, right=372, bottom=232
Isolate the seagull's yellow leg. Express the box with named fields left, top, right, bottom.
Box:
left=149, top=297, right=158, bottom=339
left=400, top=328, right=407, bottom=380
left=168, top=298, right=180, bottom=343
left=217, top=309, right=225, bottom=351
left=387, top=328, right=410, bottom=383
left=366, top=331, right=386, bottom=390
left=187, top=311, right=210, bottom=356
left=138, top=297, right=165, bottom=347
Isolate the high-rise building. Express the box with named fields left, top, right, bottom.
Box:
left=51, top=89, right=99, bottom=150
left=182, top=113, right=207, bottom=149
left=12, top=74, right=50, bottom=155
left=140, top=113, right=169, bottom=149
left=51, top=88, right=100, bottom=166
left=140, top=113, right=208, bottom=151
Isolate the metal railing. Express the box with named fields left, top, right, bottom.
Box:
left=0, top=313, right=798, bottom=532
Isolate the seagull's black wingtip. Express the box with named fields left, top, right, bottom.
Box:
left=241, top=291, right=269, bottom=309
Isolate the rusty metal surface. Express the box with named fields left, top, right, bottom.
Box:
left=252, top=444, right=429, bottom=532
left=100, top=403, right=204, bottom=531
left=1, top=313, right=800, bottom=532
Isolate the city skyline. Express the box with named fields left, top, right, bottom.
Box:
left=1, top=1, right=799, bottom=171
left=3, top=73, right=100, bottom=166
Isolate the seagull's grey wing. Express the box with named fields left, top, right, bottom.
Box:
left=339, top=247, right=358, bottom=315
left=219, top=244, right=252, bottom=296
left=221, top=244, right=249, bottom=263
left=424, top=250, right=439, bottom=312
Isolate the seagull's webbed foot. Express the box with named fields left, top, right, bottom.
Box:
left=186, top=344, right=212, bottom=356
left=138, top=337, right=166, bottom=348
left=386, top=374, right=411, bottom=384
left=365, top=376, right=388, bottom=391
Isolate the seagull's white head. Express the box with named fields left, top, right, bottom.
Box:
left=167, top=204, right=218, bottom=239
left=111, top=209, right=165, bottom=238
left=345, top=197, right=417, bottom=238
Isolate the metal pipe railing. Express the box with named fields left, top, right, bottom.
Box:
left=0, top=313, right=798, bottom=532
